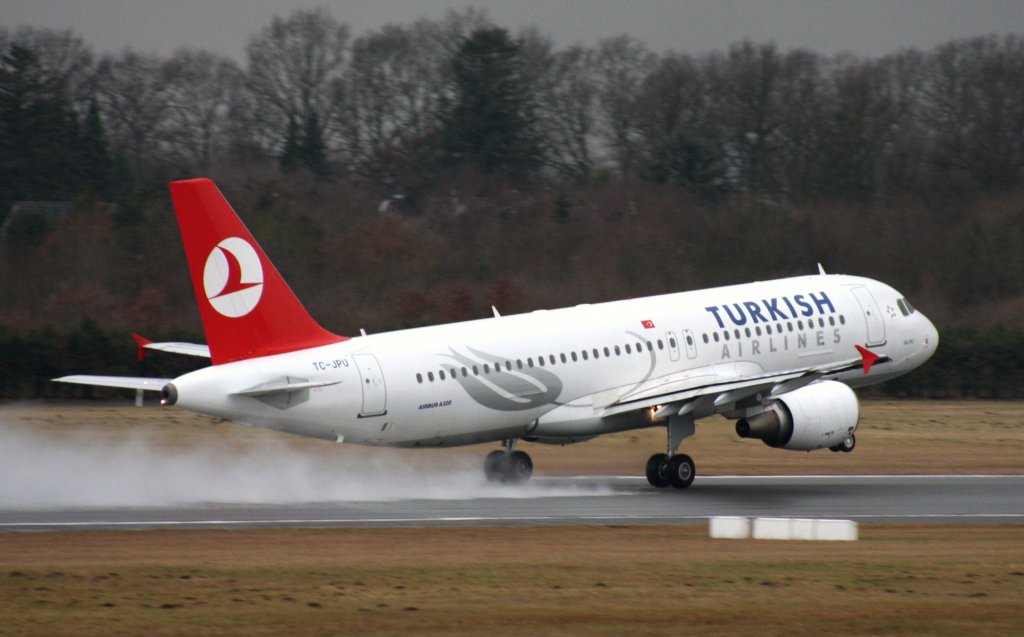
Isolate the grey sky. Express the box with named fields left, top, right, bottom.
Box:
left=1, top=0, right=1021, bottom=61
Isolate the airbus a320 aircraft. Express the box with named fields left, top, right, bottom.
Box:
left=57, top=178, right=939, bottom=488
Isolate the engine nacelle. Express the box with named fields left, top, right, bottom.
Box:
left=735, top=381, right=859, bottom=451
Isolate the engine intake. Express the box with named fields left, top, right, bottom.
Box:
left=735, top=381, right=859, bottom=451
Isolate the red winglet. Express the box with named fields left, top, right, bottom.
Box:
left=855, top=345, right=880, bottom=374
left=132, top=332, right=153, bottom=362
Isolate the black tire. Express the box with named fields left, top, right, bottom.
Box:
left=503, top=450, right=533, bottom=483
left=839, top=434, right=856, bottom=453
left=484, top=450, right=505, bottom=482
left=645, top=453, right=670, bottom=488
left=667, top=454, right=695, bottom=489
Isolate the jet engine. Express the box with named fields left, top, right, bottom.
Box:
left=735, top=381, right=859, bottom=451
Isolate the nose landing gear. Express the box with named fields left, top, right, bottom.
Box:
left=829, top=433, right=856, bottom=453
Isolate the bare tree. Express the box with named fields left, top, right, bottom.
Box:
left=161, top=50, right=243, bottom=172
left=343, top=22, right=448, bottom=181
left=594, top=35, right=655, bottom=175
left=925, top=36, right=1024, bottom=192
left=537, top=45, right=599, bottom=181
left=4, top=27, right=95, bottom=113
left=711, top=41, right=786, bottom=197
left=93, top=50, right=170, bottom=173
left=242, top=8, right=350, bottom=171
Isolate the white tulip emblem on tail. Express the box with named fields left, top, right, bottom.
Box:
left=204, top=237, right=264, bottom=317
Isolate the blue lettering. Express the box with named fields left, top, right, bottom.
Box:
left=705, top=306, right=725, bottom=328
left=810, top=291, right=835, bottom=314
left=745, top=301, right=767, bottom=324
left=783, top=296, right=798, bottom=318
left=794, top=294, right=813, bottom=317
left=723, top=303, right=748, bottom=326
left=763, top=298, right=787, bottom=321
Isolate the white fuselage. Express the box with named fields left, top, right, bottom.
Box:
left=170, top=274, right=938, bottom=447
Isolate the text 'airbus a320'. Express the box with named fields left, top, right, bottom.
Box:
left=58, top=178, right=938, bottom=488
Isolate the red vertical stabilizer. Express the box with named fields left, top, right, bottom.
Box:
left=169, top=178, right=346, bottom=364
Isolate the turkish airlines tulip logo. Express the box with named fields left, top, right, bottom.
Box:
left=203, top=237, right=264, bottom=318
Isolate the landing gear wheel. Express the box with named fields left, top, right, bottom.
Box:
left=838, top=434, right=856, bottom=453
left=503, top=450, right=533, bottom=483
left=667, top=454, right=695, bottom=489
left=645, top=453, right=670, bottom=488
left=484, top=450, right=506, bottom=482
left=484, top=449, right=533, bottom=483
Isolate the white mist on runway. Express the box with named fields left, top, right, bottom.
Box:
left=0, top=423, right=607, bottom=509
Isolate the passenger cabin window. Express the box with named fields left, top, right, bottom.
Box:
left=416, top=373, right=423, bottom=384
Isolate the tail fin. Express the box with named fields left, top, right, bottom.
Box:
left=169, top=178, right=346, bottom=365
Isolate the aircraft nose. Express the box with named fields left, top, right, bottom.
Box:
left=921, top=314, right=939, bottom=359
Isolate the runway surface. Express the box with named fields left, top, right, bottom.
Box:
left=1, top=475, right=1021, bottom=531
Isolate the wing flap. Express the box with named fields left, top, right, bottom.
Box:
left=600, top=353, right=879, bottom=419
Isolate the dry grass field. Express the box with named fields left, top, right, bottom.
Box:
left=1, top=526, right=1022, bottom=636
left=1, top=400, right=1022, bottom=636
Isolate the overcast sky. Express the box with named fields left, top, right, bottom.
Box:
left=2, top=0, right=1021, bottom=60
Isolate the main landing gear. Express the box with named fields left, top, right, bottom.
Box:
left=646, top=413, right=697, bottom=489
left=484, top=439, right=533, bottom=484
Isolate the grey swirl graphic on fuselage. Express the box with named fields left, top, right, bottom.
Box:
left=619, top=330, right=659, bottom=398
left=442, top=347, right=563, bottom=412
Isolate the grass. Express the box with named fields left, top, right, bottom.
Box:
left=1, top=526, right=1022, bottom=636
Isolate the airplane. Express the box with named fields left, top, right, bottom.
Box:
left=56, top=178, right=939, bottom=489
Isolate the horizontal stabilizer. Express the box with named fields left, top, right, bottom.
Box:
left=142, top=341, right=211, bottom=358
left=53, top=375, right=171, bottom=392
left=132, top=332, right=210, bottom=360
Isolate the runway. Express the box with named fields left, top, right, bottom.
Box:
left=2, top=474, right=1021, bottom=531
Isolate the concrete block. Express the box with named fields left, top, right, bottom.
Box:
left=709, top=516, right=751, bottom=539
left=751, top=517, right=792, bottom=540
left=751, top=517, right=859, bottom=541
left=814, top=518, right=859, bottom=541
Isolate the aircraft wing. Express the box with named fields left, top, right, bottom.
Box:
left=53, top=375, right=171, bottom=392
left=601, top=352, right=887, bottom=419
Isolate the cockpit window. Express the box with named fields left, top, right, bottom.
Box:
left=897, top=298, right=917, bottom=316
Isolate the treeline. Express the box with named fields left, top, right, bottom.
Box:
left=3, top=10, right=1023, bottom=209
left=1, top=10, right=1023, bottom=399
